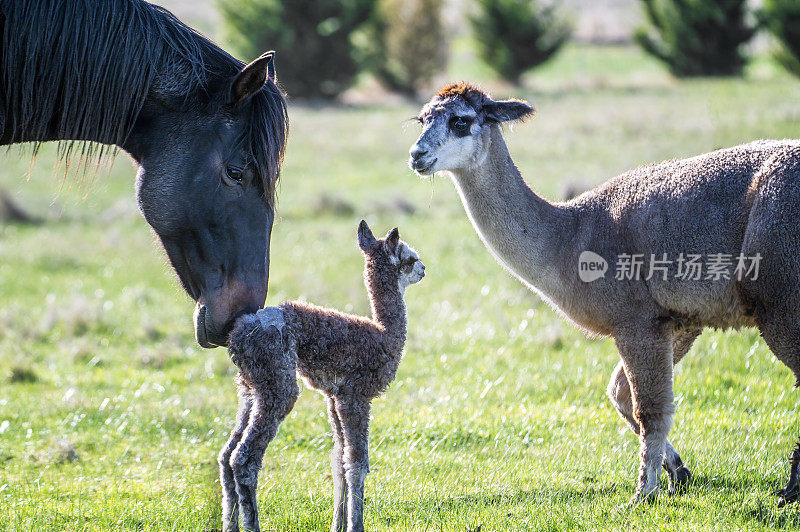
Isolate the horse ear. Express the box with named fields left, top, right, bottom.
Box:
left=267, top=54, right=276, bottom=83
left=384, top=227, right=400, bottom=255
left=358, top=220, right=377, bottom=252
left=484, top=98, right=535, bottom=123
left=230, top=51, right=275, bottom=104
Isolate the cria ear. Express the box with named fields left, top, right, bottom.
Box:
left=230, top=51, right=275, bottom=105
left=358, top=220, right=377, bottom=251
left=384, top=227, right=400, bottom=255
left=484, top=98, right=535, bottom=123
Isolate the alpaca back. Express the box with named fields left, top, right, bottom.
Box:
left=281, top=300, right=404, bottom=398
left=568, top=140, right=800, bottom=329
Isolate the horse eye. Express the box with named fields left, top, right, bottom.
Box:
left=225, top=166, right=244, bottom=184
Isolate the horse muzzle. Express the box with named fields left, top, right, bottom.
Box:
left=194, top=304, right=213, bottom=348
left=194, top=303, right=229, bottom=348
left=194, top=290, right=264, bottom=348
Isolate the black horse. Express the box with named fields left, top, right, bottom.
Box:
left=0, top=0, right=288, bottom=348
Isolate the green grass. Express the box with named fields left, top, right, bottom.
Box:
left=2, top=44, right=800, bottom=530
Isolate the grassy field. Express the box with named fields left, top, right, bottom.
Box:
left=2, top=44, right=800, bottom=531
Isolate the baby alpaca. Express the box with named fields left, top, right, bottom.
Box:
left=219, top=220, right=425, bottom=532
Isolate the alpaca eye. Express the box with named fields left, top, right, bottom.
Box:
left=403, top=257, right=417, bottom=272
left=449, top=116, right=471, bottom=135
left=224, top=166, right=244, bottom=184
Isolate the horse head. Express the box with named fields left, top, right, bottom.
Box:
left=128, top=53, right=288, bottom=348
left=2, top=1, right=288, bottom=348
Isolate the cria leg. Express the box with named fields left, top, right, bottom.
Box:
left=607, top=328, right=698, bottom=494
left=227, top=315, right=298, bottom=531
left=231, top=382, right=298, bottom=532
left=328, top=396, right=348, bottom=532
left=219, top=386, right=254, bottom=532
left=334, top=396, right=371, bottom=532
left=614, top=324, right=675, bottom=503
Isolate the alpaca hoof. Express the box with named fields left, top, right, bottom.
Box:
left=777, top=485, right=800, bottom=507
left=625, top=486, right=660, bottom=508
left=668, top=466, right=692, bottom=495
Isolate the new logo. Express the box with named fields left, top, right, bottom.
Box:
left=578, top=251, right=608, bottom=282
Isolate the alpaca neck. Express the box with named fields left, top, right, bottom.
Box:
left=448, top=125, right=575, bottom=299
left=365, top=263, right=407, bottom=348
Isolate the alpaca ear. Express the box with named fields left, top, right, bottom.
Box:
left=230, top=51, right=275, bottom=104
left=358, top=220, right=377, bottom=251
left=384, top=227, right=400, bottom=255
left=484, top=98, right=535, bottom=123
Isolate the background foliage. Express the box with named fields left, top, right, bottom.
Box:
left=356, top=0, right=448, bottom=96
left=219, top=0, right=800, bottom=97
left=219, top=0, right=375, bottom=98
left=761, top=0, right=800, bottom=78
left=470, top=0, right=571, bottom=84
left=634, top=0, right=757, bottom=77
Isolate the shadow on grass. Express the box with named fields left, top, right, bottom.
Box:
left=741, top=499, right=800, bottom=528
left=687, top=473, right=765, bottom=494
left=676, top=473, right=800, bottom=528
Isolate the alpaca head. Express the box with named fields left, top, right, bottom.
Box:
left=409, top=82, right=534, bottom=176
left=357, top=220, right=425, bottom=293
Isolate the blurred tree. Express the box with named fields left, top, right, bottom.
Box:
left=635, top=0, right=756, bottom=77
left=219, top=0, right=375, bottom=99
left=0, top=188, right=38, bottom=224
left=760, top=0, right=800, bottom=78
left=355, top=0, right=447, bottom=96
left=469, top=0, right=571, bottom=84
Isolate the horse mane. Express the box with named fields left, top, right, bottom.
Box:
left=1, top=0, right=287, bottom=202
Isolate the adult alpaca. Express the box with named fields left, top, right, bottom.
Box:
left=409, top=82, right=800, bottom=504
left=0, top=0, right=288, bottom=348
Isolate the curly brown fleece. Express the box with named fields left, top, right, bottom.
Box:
left=218, top=220, right=424, bottom=532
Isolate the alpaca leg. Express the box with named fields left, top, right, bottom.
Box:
left=227, top=313, right=298, bottom=530
left=778, top=440, right=800, bottom=507
left=754, top=310, right=800, bottom=506
left=231, top=379, right=299, bottom=532
left=219, top=385, right=254, bottom=532
left=607, top=328, right=698, bottom=494
left=328, top=396, right=348, bottom=532
left=737, top=157, right=800, bottom=504
left=335, top=396, right=371, bottom=532
left=614, top=324, right=675, bottom=503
